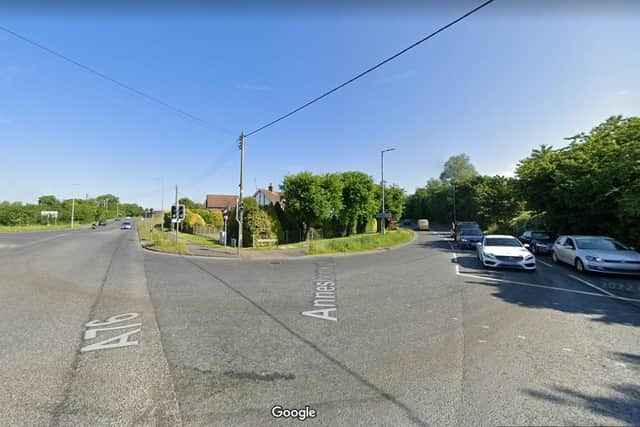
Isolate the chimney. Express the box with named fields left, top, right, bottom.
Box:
left=268, top=183, right=273, bottom=192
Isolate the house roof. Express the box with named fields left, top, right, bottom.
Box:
left=255, top=188, right=284, bottom=205
left=204, top=194, right=238, bottom=210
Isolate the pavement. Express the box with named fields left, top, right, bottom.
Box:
left=1, top=223, right=639, bottom=426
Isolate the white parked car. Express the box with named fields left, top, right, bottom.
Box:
left=477, top=234, right=536, bottom=271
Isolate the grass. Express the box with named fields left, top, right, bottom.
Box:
left=136, top=215, right=189, bottom=254
left=0, top=223, right=92, bottom=232
left=306, top=229, right=414, bottom=255
left=176, top=231, right=227, bottom=250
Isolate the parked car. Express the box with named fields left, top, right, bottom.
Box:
left=519, top=230, right=555, bottom=255
left=401, top=218, right=412, bottom=225
left=98, top=219, right=108, bottom=226
left=120, top=222, right=132, bottom=230
left=417, top=219, right=430, bottom=231
left=453, top=221, right=481, bottom=241
left=114, top=218, right=121, bottom=221
left=552, top=235, right=640, bottom=274
left=458, top=229, right=484, bottom=249
left=477, top=234, right=536, bottom=271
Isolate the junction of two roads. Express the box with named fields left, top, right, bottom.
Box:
left=1, top=223, right=639, bottom=426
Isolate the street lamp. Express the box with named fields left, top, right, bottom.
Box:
left=153, top=177, right=164, bottom=232
left=71, top=183, right=79, bottom=228
left=380, top=148, right=396, bottom=235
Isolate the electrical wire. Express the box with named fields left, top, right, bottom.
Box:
left=246, top=0, right=495, bottom=137
left=0, top=24, right=231, bottom=135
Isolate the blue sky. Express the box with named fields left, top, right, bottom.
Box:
left=1, top=1, right=639, bottom=209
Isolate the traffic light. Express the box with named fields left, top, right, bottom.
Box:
left=171, top=205, right=177, bottom=219
left=177, top=204, right=186, bottom=220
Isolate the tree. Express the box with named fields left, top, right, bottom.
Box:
left=282, top=172, right=334, bottom=239
left=336, top=172, right=376, bottom=236
left=179, top=197, right=201, bottom=209
left=439, top=153, right=478, bottom=182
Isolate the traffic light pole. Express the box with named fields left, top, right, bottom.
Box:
left=237, top=132, right=245, bottom=256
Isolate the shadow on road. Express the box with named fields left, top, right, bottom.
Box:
left=523, top=378, right=640, bottom=426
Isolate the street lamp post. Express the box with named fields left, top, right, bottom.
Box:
left=380, top=148, right=396, bottom=235
left=71, top=183, right=79, bottom=228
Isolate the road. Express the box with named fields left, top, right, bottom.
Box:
left=1, top=223, right=639, bottom=426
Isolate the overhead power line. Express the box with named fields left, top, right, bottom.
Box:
left=0, top=25, right=230, bottom=135
left=246, top=0, right=495, bottom=137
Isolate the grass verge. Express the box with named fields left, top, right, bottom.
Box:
left=0, top=223, right=91, bottom=232
left=136, top=217, right=189, bottom=254
left=307, top=229, right=414, bottom=255
left=176, top=232, right=227, bottom=250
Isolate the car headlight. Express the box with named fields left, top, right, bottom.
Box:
left=585, top=256, right=603, bottom=262
left=461, top=239, right=468, bottom=242
left=483, top=252, right=496, bottom=259
left=525, top=255, right=534, bottom=260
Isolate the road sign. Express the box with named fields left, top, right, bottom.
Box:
left=375, top=213, right=392, bottom=219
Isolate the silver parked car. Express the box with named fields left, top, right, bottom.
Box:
left=552, top=235, right=640, bottom=274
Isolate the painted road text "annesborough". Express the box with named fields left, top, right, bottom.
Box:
left=302, top=262, right=337, bottom=321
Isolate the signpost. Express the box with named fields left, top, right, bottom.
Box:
left=41, top=211, right=58, bottom=226
left=222, top=208, right=229, bottom=247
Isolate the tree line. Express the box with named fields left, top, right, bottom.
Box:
left=0, top=194, right=145, bottom=226
left=219, top=171, right=406, bottom=246
left=405, top=115, right=640, bottom=247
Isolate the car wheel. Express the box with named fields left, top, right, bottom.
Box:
left=552, top=252, right=559, bottom=264
left=575, top=258, right=585, bottom=273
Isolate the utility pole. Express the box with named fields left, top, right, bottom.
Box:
left=380, top=148, right=396, bottom=235
left=452, top=181, right=457, bottom=225
left=116, top=201, right=119, bottom=218
left=237, top=132, right=245, bottom=256
left=175, top=184, right=178, bottom=246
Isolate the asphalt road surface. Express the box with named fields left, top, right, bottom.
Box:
left=1, top=223, right=639, bottom=426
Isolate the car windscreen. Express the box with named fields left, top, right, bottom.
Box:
left=461, top=231, right=483, bottom=237
left=484, top=238, right=521, bottom=247
left=575, top=238, right=628, bottom=251
left=531, top=232, right=552, bottom=241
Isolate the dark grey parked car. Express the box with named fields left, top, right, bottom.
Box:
left=458, top=229, right=484, bottom=249
left=519, top=231, right=555, bottom=255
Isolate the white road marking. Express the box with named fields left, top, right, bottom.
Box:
left=81, top=313, right=142, bottom=352
left=448, top=242, right=460, bottom=274
left=481, top=325, right=489, bottom=329
left=538, top=259, right=553, bottom=267
left=562, top=348, right=573, bottom=352
left=478, top=339, right=487, bottom=343
left=517, top=335, right=526, bottom=340
left=568, top=274, right=617, bottom=298
left=457, top=271, right=640, bottom=302
left=614, top=362, right=627, bottom=368
left=451, top=317, right=459, bottom=321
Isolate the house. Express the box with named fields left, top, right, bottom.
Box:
left=254, top=184, right=284, bottom=208
left=204, top=194, right=238, bottom=212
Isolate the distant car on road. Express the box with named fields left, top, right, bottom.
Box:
left=98, top=219, right=108, bottom=226
left=458, top=229, right=484, bottom=249
left=477, top=234, right=536, bottom=271
left=552, top=235, right=640, bottom=275
left=401, top=218, right=412, bottom=225
left=114, top=218, right=121, bottom=221
left=120, top=222, right=132, bottom=230
left=417, top=219, right=430, bottom=231
left=519, top=230, right=555, bottom=255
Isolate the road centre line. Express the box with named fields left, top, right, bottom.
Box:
left=448, top=242, right=460, bottom=274
left=538, top=259, right=553, bottom=268
left=457, top=271, right=640, bottom=302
